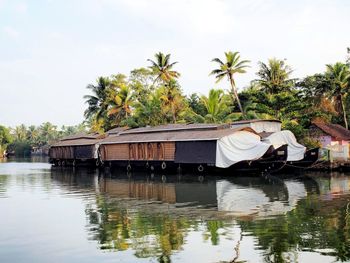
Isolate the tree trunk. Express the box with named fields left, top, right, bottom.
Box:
left=341, top=94, right=348, bottom=129
left=229, top=76, right=245, bottom=119
left=172, top=105, right=177, bottom=123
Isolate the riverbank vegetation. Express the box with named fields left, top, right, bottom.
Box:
left=1, top=48, right=349, bottom=156
left=0, top=123, right=86, bottom=157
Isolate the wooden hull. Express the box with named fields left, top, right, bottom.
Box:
left=281, top=148, right=320, bottom=171
left=101, top=145, right=288, bottom=175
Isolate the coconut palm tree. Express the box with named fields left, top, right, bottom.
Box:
left=84, top=77, right=111, bottom=121
left=200, top=89, right=231, bottom=123
left=107, top=85, right=134, bottom=125
left=39, top=122, right=58, bottom=144
left=326, top=62, right=350, bottom=129
left=254, top=58, right=294, bottom=94
left=148, top=52, right=180, bottom=84
left=13, top=124, right=27, bottom=142
left=27, top=125, right=40, bottom=146
left=210, top=51, right=250, bottom=118
left=159, top=80, right=186, bottom=123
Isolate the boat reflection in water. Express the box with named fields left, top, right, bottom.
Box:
left=50, top=168, right=350, bottom=263
left=216, top=177, right=308, bottom=219
left=96, top=172, right=309, bottom=220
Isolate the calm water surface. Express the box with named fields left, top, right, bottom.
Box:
left=0, top=158, right=350, bottom=263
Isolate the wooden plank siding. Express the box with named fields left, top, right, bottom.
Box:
left=49, top=145, right=96, bottom=160
left=100, top=142, right=175, bottom=161
left=101, top=143, right=129, bottom=160
left=50, top=146, right=74, bottom=159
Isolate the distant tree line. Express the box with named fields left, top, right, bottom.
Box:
left=0, top=123, right=86, bottom=157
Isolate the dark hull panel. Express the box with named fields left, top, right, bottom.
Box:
left=75, top=145, right=95, bottom=159
left=174, top=141, right=216, bottom=165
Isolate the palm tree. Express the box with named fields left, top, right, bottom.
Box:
left=84, top=77, right=111, bottom=121
left=13, top=124, right=27, bottom=142
left=200, top=89, right=231, bottom=123
left=27, top=125, right=39, bottom=146
left=39, top=122, right=58, bottom=144
left=326, top=62, right=350, bottom=129
left=148, top=52, right=180, bottom=84
left=107, top=85, right=134, bottom=125
left=255, top=58, right=294, bottom=94
left=210, top=51, right=250, bottom=118
left=159, top=80, right=186, bottom=123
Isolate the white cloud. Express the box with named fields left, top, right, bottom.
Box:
left=3, top=26, right=20, bottom=38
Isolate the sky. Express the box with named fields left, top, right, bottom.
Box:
left=0, top=0, right=350, bottom=127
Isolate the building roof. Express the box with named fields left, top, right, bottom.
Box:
left=231, top=119, right=281, bottom=125
left=101, top=127, right=257, bottom=144
left=106, top=127, right=129, bottom=135
left=59, top=133, right=101, bottom=141
left=312, top=122, right=350, bottom=141
left=51, top=138, right=102, bottom=147
left=52, top=133, right=105, bottom=147
left=120, top=123, right=229, bottom=135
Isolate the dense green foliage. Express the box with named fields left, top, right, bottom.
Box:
left=82, top=50, right=350, bottom=143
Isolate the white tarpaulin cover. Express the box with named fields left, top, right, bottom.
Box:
left=263, top=130, right=306, bottom=161
left=215, top=131, right=271, bottom=168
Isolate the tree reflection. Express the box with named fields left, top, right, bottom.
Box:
left=0, top=175, right=9, bottom=198
left=86, top=194, right=193, bottom=260
left=239, top=193, right=350, bottom=262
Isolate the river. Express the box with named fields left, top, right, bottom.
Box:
left=0, top=158, right=349, bottom=263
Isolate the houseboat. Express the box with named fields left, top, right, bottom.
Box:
left=49, top=133, right=104, bottom=166
left=49, top=128, right=128, bottom=167
left=98, top=123, right=286, bottom=173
